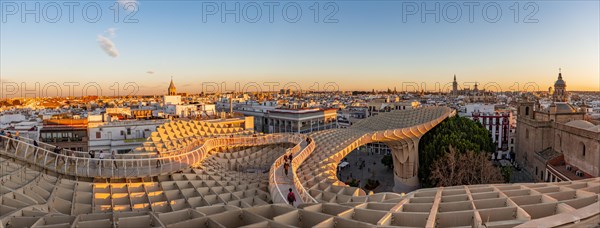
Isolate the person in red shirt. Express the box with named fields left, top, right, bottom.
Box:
left=283, top=161, right=289, bottom=176
left=287, top=188, right=296, bottom=206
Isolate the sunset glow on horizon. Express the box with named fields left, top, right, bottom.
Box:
left=1, top=1, right=598, bottom=96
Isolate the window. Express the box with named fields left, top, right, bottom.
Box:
left=127, top=128, right=131, bottom=135
left=96, top=132, right=101, bottom=139
left=525, top=107, right=530, bottom=116
left=526, top=129, right=529, bottom=139
left=581, top=142, right=586, bottom=157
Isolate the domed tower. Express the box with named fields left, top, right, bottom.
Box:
left=553, top=69, right=567, bottom=102
left=168, top=77, right=177, bottom=95
left=452, top=74, right=458, bottom=96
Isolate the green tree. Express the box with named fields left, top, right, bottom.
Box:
left=364, top=179, right=380, bottom=191
left=381, top=154, right=393, bottom=169
left=345, top=178, right=360, bottom=187
left=418, top=116, right=497, bottom=187
left=501, top=166, right=513, bottom=183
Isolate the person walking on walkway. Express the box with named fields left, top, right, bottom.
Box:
left=67, top=149, right=75, bottom=165
left=7, top=132, right=16, bottom=152
left=112, top=151, right=118, bottom=170
left=32, top=140, right=39, bottom=160
left=53, top=146, right=65, bottom=164
left=288, top=153, right=293, bottom=164
left=59, top=147, right=66, bottom=164
left=283, top=161, right=289, bottom=176
left=99, top=151, right=105, bottom=168
left=287, top=188, right=296, bottom=206
left=156, top=151, right=162, bottom=168
left=0, top=130, right=5, bottom=147
left=89, top=150, right=96, bottom=168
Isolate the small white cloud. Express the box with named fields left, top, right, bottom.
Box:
left=106, top=28, right=117, bottom=38
left=147, top=71, right=155, bottom=74
left=97, top=35, right=119, bottom=58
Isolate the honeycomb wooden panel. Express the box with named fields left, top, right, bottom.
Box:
left=1, top=111, right=599, bottom=228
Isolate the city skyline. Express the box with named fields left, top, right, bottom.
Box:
left=0, top=73, right=596, bottom=99
left=1, top=1, right=599, bottom=96
left=1, top=1, right=600, bottom=227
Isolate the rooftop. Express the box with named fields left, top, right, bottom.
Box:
left=564, top=120, right=600, bottom=132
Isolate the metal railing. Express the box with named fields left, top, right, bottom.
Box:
left=267, top=133, right=319, bottom=205
left=17, top=129, right=254, bottom=159
left=0, top=134, right=300, bottom=179
left=268, top=134, right=305, bottom=204
left=290, top=137, right=318, bottom=203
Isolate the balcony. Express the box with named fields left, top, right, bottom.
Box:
left=110, top=138, right=148, bottom=147
left=41, top=137, right=87, bottom=143
left=123, top=138, right=147, bottom=143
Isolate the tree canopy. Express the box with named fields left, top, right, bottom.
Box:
left=381, top=154, right=393, bottom=169
left=418, top=116, right=497, bottom=187
left=429, top=147, right=504, bottom=186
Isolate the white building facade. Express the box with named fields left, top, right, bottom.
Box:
left=88, top=119, right=168, bottom=153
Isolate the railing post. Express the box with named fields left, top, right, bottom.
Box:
left=180, top=155, right=184, bottom=171
left=0, top=137, right=5, bottom=153
left=111, top=159, right=114, bottom=178
left=54, top=153, right=58, bottom=171
left=187, top=153, right=191, bottom=167
left=43, top=151, right=48, bottom=167
left=160, top=157, right=165, bottom=174
left=23, top=144, right=29, bottom=160
left=64, top=156, right=68, bottom=174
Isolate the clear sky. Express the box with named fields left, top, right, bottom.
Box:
left=1, top=0, right=599, bottom=97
